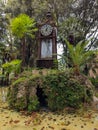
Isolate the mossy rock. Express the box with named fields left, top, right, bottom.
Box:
left=14, top=97, right=27, bottom=110
left=28, top=96, right=40, bottom=112
left=7, top=69, right=94, bottom=111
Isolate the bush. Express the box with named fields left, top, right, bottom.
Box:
left=43, top=72, right=93, bottom=110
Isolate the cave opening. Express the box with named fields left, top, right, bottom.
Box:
left=36, top=86, right=48, bottom=108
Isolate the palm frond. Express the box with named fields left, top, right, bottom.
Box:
left=63, top=39, right=95, bottom=74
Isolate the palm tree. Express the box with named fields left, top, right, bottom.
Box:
left=63, top=39, right=95, bottom=75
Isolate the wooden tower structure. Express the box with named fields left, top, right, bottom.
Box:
left=37, top=12, right=57, bottom=68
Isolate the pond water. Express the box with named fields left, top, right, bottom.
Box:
left=0, top=87, right=98, bottom=130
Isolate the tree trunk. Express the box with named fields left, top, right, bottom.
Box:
left=73, top=64, right=80, bottom=75
left=21, top=37, right=26, bottom=67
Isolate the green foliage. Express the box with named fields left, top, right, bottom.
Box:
left=2, top=59, right=21, bottom=74
left=7, top=86, right=18, bottom=108
left=15, top=97, right=27, bottom=110
left=0, top=74, right=6, bottom=78
left=10, top=14, right=37, bottom=38
left=43, top=71, right=93, bottom=110
left=64, top=79, right=84, bottom=108
left=14, top=97, right=27, bottom=110
left=12, top=77, right=26, bottom=86
left=59, top=17, right=84, bottom=42
left=28, top=96, right=40, bottom=112
left=90, top=77, right=98, bottom=88
left=8, top=69, right=93, bottom=111
left=62, top=39, right=95, bottom=74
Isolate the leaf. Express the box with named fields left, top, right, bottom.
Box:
left=13, top=120, right=20, bottom=124
left=10, top=14, right=37, bottom=39
left=63, top=39, right=95, bottom=73
left=2, top=59, right=21, bottom=74
left=9, top=118, right=13, bottom=124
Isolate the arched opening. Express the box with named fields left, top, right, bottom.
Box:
left=36, top=86, right=48, bottom=107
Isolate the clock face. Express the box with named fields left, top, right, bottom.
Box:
left=40, top=24, right=53, bottom=36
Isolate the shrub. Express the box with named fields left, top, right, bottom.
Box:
left=64, top=79, right=85, bottom=108
left=43, top=71, right=93, bottom=110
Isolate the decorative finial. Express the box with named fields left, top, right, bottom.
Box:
left=46, top=11, right=51, bottom=19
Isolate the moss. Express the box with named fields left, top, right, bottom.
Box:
left=28, top=96, right=40, bottom=112
left=8, top=69, right=94, bottom=111
left=14, top=97, right=27, bottom=110
left=7, top=86, right=18, bottom=108
left=43, top=72, right=93, bottom=110
left=12, top=77, right=26, bottom=86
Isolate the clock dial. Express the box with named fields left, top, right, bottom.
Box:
left=41, top=24, right=53, bottom=36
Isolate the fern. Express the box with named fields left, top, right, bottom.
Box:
left=2, top=59, right=21, bottom=74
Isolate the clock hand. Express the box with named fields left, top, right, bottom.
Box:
left=46, top=28, right=47, bottom=31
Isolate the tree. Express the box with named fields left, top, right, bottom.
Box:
left=62, top=39, right=95, bottom=75
left=1, top=59, right=21, bottom=85
left=74, top=0, right=98, bottom=49
left=2, top=59, right=21, bottom=75
left=59, top=17, right=85, bottom=44
left=4, top=0, right=98, bottom=64
left=10, top=14, right=37, bottom=66
left=0, top=0, right=7, bottom=64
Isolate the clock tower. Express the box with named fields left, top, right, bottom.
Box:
left=37, top=12, right=57, bottom=68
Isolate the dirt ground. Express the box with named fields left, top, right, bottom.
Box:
left=0, top=87, right=98, bottom=130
